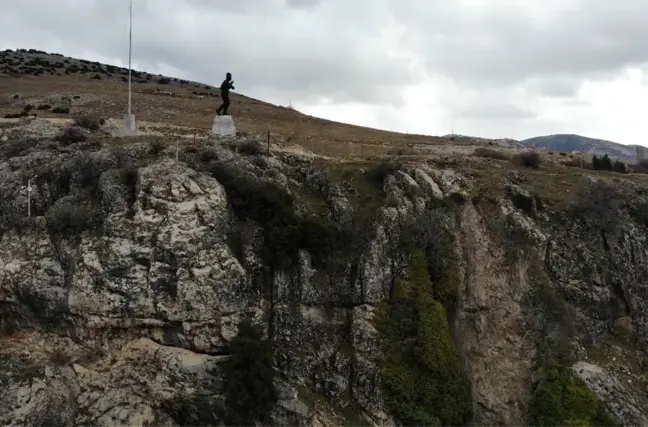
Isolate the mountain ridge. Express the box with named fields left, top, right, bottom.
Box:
left=521, top=133, right=641, bottom=162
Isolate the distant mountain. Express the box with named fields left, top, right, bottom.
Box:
left=521, top=134, right=640, bottom=163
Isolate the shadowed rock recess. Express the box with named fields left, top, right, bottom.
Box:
left=1, top=121, right=648, bottom=426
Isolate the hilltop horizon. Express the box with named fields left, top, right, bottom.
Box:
left=1, top=33, right=645, bottom=147
left=2, top=47, right=647, bottom=162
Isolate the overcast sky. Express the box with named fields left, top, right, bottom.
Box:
left=2, top=0, right=648, bottom=145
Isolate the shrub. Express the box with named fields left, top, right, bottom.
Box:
left=633, top=159, right=648, bottom=174
left=73, top=116, right=104, bottom=131
left=612, top=159, right=628, bottom=173
left=366, top=159, right=402, bottom=186
left=55, top=125, right=87, bottom=145
left=524, top=262, right=619, bottom=426
left=23, top=104, right=34, bottom=112
left=198, top=147, right=219, bottom=162
left=592, top=154, right=612, bottom=171
left=149, top=140, right=165, bottom=156
left=513, top=150, right=541, bottom=169
left=222, top=320, right=277, bottom=426
left=529, top=367, right=617, bottom=426
left=52, top=106, right=69, bottom=114
left=45, top=198, right=103, bottom=237
left=47, top=348, right=72, bottom=366
left=206, top=162, right=340, bottom=270
left=562, top=157, right=587, bottom=169
left=473, top=147, right=511, bottom=160
left=45, top=197, right=103, bottom=237
left=36, top=104, right=51, bottom=110
left=375, top=250, right=473, bottom=426
left=91, top=74, right=101, bottom=80
left=158, top=77, right=171, bottom=84
left=238, top=139, right=265, bottom=156
left=2, top=139, right=31, bottom=158
left=3, top=112, right=27, bottom=119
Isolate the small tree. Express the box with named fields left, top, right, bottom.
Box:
left=222, top=320, right=277, bottom=426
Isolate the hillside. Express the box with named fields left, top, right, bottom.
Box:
left=3, top=48, right=648, bottom=427
left=522, top=133, right=640, bottom=162
left=1, top=48, right=472, bottom=157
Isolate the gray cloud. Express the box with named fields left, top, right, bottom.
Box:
left=391, top=0, right=648, bottom=86
left=0, top=0, right=415, bottom=106
left=526, top=77, right=582, bottom=98
left=453, top=104, right=536, bottom=121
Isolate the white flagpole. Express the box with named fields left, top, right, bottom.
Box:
left=128, top=0, right=132, bottom=117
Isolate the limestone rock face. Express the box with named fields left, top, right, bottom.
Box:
left=2, top=122, right=648, bottom=426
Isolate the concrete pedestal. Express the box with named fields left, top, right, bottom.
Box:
left=212, top=115, right=236, bottom=136
left=113, top=114, right=138, bottom=137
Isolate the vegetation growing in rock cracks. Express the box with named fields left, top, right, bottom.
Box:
left=222, top=320, right=278, bottom=426
left=526, top=262, right=619, bottom=427
left=375, top=249, right=472, bottom=426
left=202, top=159, right=345, bottom=271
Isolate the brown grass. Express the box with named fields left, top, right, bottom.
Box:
left=0, top=74, right=454, bottom=153
left=473, top=147, right=511, bottom=161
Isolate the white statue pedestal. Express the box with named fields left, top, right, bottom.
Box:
left=212, top=115, right=236, bottom=136
left=113, top=113, right=138, bottom=137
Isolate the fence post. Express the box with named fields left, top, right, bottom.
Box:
left=27, top=178, right=32, bottom=217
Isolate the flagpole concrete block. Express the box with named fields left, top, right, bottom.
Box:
left=112, top=114, right=139, bottom=137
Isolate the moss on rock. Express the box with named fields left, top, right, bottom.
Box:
left=375, top=250, right=472, bottom=426
left=529, top=366, right=618, bottom=426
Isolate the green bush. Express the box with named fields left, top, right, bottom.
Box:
left=149, top=140, right=165, bottom=156
left=208, top=162, right=341, bottom=270
left=513, top=150, right=541, bottom=169
left=52, top=106, right=69, bottom=114
left=45, top=198, right=103, bottom=237
left=1, top=139, right=31, bottom=158
left=526, top=263, right=618, bottom=426
left=375, top=250, right=472, bottom=426
left=473, top=147, right=511, bottom=161
left=529, top=367, right=617, bottom=426
left=74, top=116, right=105, bottom=131
left=55, top=125, right=87, bottom=145
left=3, top=111, right=27, bottom=118
left=222, top=320, right=277, bottom=426
left=366, top=159, right=402, bottom=186
left=238, top=139, right=265, bottom=156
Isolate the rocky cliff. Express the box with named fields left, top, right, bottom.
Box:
left=1, top=119, right=648, bottom=426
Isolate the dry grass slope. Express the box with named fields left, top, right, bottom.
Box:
left=0, top=48, right=471, bottom=159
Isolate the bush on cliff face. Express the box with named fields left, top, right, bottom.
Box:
left=207, top=162, right=342, bottom=270
left=222, top=320, right=277, bottom=426
left=45, top=197, right=103, bottom=237
left=375, top=250, right=472, bottom=426
left=526, top=263, right=618, bottom=427
left=530, top=366, right=617, bottom=427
